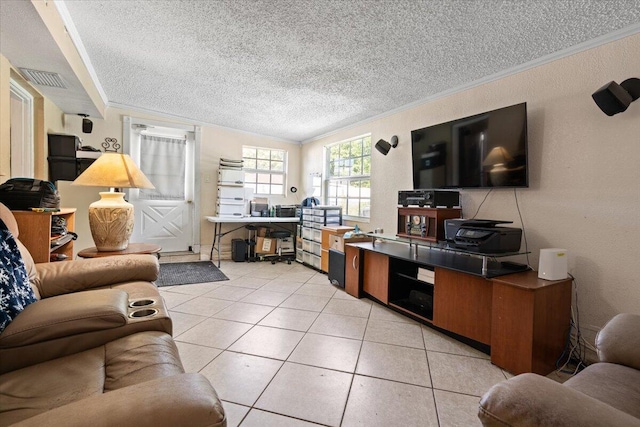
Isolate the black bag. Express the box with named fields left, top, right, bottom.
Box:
left=0, top=178, right=60, bottom=211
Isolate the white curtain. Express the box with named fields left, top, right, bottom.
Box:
left=139, top=134, right=186, bottom=200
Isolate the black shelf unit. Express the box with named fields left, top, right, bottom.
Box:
left=388, top=258, right=434, bottom=321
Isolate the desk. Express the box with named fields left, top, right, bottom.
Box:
left=77, top=243, right=162, bottom=259
left=205, top=216, right=300, bottom=267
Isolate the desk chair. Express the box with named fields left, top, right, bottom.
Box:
left=245, top=225, right=258, bottom=261
left=269, top=230, right=295, bottom=264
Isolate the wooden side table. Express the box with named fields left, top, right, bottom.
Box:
left=77, top=243, right=162, bottom=259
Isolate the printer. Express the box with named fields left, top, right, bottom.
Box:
left=445, top=219, right=522, bottom=254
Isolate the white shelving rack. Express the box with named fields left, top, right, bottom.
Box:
left=216, top=158, right=245, bottom=217
left=299, top=205, right=342, bottom=269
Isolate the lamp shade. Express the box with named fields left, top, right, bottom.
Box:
left=72, top=153, right=154, bottom=189
left=482, top=146, right=514, bottom=167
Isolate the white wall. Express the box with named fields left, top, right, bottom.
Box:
left=301, top=33, right=640, bottom=354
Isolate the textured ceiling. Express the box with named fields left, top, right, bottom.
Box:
left=19, top=1, right=640, bottom=141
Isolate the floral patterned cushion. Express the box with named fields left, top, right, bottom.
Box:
left=1, top=218, right=37, bottom=333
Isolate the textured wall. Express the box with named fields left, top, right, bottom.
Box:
left=302, top=33, right=640, bottom=351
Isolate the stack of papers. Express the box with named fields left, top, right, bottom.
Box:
left=417, top=267, right=435, bottom=284
left=220, top=158, right=243, bottom=169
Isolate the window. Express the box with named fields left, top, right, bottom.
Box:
left=243, top=146, right=287, bottom=195
left=310, top=173, right=322, bottom=199
left=325, top=134, right=371, bottom=218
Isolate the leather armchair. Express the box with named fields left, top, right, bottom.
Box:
left=478, top=313, right=640, bottom=427
left=0, top=331, right=226, bottom=427
left=0, top=203, right=171, bottom=373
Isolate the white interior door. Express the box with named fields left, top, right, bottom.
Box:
left=9, top=79, right=34, bottom=178
left=128, top=126, right=196, bottom=252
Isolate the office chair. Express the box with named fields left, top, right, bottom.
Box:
left=245, top=225, right=257, bottom=261
left=269, top=230, right=295, bottom=264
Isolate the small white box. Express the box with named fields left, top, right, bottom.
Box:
left=538, top=248, right=568, bottom=280
left=218, top=186, right=245, bottom=200
left=302, top=228, right=313, bottom=240
left=219, top=169, right=244, bottom=185
left=417, top=267, right=435, bottom=284
left=216, top=203, right=244, bottom=216
left=311, top=241, right=321, bottom=256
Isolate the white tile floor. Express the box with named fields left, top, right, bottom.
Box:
left=161, top=260, right=510, bottom=427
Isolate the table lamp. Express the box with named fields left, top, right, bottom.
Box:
left=482, top=146, right=513, bottom=186
left=72, top=153, right=154, bottom=251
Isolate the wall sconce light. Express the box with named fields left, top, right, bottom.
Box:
left=78, top=113, right=93, bottom=133
left=592, top=77, right=640, bottom=116
left=375, top=135, right=399, bottom=155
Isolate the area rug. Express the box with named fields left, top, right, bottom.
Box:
left=157, top=261, right=229, bottom=287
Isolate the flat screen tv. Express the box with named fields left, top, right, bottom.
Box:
left=411, top=103, right=528, bottom=189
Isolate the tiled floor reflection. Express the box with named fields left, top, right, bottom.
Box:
left=164, top=260, right=508, bottom=426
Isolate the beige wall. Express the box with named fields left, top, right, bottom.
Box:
left=302, top=33, right=640, bottom=353
left=60, top=107, right=302, bottom=257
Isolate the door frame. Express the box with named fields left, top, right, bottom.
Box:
left=123, top=116, right=201, bottom=253
left=9, top=78, right=34, bottom=178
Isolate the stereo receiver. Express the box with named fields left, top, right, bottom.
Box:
left=398, top=190, right=460, bottom=208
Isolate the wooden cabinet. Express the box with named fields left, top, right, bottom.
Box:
left=490, top=272, right=572, bottom=375
left=12, top=209, right=76, bottom=263
left=344, top=244, right=361, bottom=298
left=433, top=268, right=492, bottom=345
left=363, top=250, right=389, bottom=304
left=320, top=225, right=353, bottom=272
left=397, top=207, right=461, bottom=242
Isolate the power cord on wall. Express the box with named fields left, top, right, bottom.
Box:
left=469, top=189, right=492, bottom=219
left=554, top=273, right=596, bottom=376
left=513, top=188, right=531, bottom=268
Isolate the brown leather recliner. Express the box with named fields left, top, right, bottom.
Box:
left=478, top=313, right=640, bottom=427
left=0, top=203, right=227, bottom=426
left=0, top=331, right=226, bottom=427
left=0, top=203, right=172, bottom=373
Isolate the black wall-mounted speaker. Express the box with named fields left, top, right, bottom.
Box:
left=592, top=78, right=640, bottom=116
left=592, top=81, right=632, bottom=116
left=375, top=139, right=391, bottom=155
left=82, top=118, right=93, bottom=133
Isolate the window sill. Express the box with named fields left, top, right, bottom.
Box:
left=343, top=215, right=370, bottom=223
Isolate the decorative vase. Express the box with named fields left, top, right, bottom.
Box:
left=88, top=192, right=134, bottom=251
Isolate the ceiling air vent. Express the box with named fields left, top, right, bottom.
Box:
left=18, top=68, right=67, bottom=89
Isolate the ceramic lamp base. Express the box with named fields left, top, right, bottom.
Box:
left=88, top=192, right=134, bottom=251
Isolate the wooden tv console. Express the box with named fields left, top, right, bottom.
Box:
left=345, top=240, right=572, bottom=375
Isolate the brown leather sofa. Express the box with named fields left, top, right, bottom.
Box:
left=0, top=203, right=172, bottom=373
left=478, top=313, right=640, bottom=427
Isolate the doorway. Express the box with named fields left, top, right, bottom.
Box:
left=124, top=117, right=200, bottom=253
